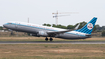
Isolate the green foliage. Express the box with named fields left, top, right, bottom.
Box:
left=56, top=25, right=67, bottom=29
left=43, top=23, right=46, bottom=26
left=0, top=26, right=3, bottom=30
left=43, top=23, right=51, bottom=27
left=96, top=25, right=105, bottom=32
left=52, top=24, right=67, bottom=29
left=79, top=21, right=87, bottom=29
left=102, top=31, right=105, bottom=36
left=67, top=25, right=74, bottom=29
left=52, top=24, right=56, bottom=27
left=95, top=24, right=100, bottom=28
left=93, top=25, right=97, bottom=32
left=46, top=24, right=51, bottom=27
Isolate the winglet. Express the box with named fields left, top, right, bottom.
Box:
left=74, top=23, right=80, bottom=30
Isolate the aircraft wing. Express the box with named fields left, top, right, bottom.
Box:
left=46, top=24, right=80, bottom=37
left=47, top=30, right=69, bottom=34
left=47, top=30, right=72, bottom=37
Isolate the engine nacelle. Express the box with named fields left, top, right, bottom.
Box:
left=31, top=33, right=40, bottom=37
left=37, top=31, right=48, bottom=37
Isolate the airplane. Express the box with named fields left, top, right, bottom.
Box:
left=3, top=17, right=97, bottom=41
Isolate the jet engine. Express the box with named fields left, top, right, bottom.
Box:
left=31, top=31, right=48, bottom=37
left=37, top=31, right=48, bottom=37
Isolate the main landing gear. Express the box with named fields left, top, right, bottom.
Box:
left=45, top=37, right=53, bottom=41
left=45, top=37, right=48, bottom=41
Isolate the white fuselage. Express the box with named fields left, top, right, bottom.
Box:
left=3, top=21, right=88, bottom=39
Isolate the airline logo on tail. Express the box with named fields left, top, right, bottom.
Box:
left=87, top=23, right=93, bottom=30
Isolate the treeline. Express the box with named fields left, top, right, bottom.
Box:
left=95, top=25, right=105, bottom=32
left=0, top=26, right=3, bottom=30
left=43, top=21, right=105, bottom=32
left=43, top=21, right=87, bottom=29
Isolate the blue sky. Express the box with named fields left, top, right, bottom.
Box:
left=0, top=0, right=105, bottom=26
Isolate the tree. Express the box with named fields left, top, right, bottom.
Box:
left=101, top=26, right=105, bottom=31
left=95, top=25, right=105, bottom=32
left=52, top=24, right=57, bottom=27
left=67, top=25, right=74, bottom=29
left=43, top=23, right=51, bottom=27
left=0, top=26, right=3, bottom=30
left=79, top=21, right=87, bottom=29
left=95, top=24, right=100, bottom=28
left=43, top=23, right=47, bottom=26
left=95, top=24, right=101, bottom=32
left=56, top=24, right=67, bottom=29
left=46, top=24, right=51, bottom=27
left=73, top=21, right=87, bottom=29
left=102, top=31, right=105, bottom=36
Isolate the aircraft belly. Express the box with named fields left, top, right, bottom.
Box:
left=56, top=33, right=86, bottom=39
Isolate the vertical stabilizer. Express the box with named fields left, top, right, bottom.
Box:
left=75, top=17, right=97, bottom=34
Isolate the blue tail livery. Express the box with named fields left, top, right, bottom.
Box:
left=75, top=17, right=97, bottom=34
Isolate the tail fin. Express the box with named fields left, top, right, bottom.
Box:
left=75, top=17, right=97, bottom=34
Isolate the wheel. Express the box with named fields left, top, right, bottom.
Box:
left=45, top=37, right=48, bottom=41
left=50, top=37, right=53, bottom=41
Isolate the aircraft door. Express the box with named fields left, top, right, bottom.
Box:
left=15, top=22, right=19, bottom=29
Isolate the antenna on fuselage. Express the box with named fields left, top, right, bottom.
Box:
left=28, top=18, right=29, bottom=23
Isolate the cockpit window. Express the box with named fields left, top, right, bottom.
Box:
left=8, top=23, right=12, bottom=24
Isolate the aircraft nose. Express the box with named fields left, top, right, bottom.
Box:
left=3, top=24, right=7, bottom=28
